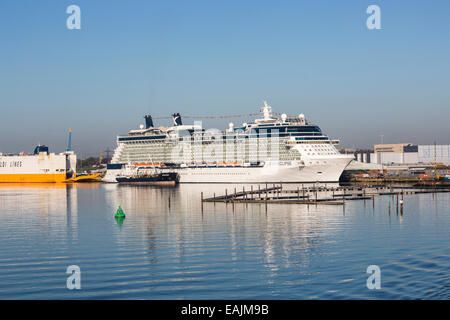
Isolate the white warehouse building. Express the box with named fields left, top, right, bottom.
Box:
left=418, top=145, right=450, bottom=164
left=365, top=144, right=450, bottom=166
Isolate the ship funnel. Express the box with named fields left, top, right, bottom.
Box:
left=34, top=145, right=49, bottom=155
left=144, top=115, right=154, bottom=129
left=172, top=113, right=182, bottom=126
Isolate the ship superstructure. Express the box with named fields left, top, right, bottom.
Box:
left=105, top=102, right=353, bottom=183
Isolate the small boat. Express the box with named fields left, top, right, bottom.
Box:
left=115, top=164, right=179, bottom=185
left=65, top=173, right=104, bottom=183
left=116, top=172, right=179, bottom=185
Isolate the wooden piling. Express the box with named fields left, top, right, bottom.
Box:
left=201, top=192, right=203, bottom=212
left=396, top=193, right=399, bottom=215
left=200, top=183, right=449, bottom=206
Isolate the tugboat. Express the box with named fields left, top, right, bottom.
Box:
left=115, top=163, right=179, bottom=185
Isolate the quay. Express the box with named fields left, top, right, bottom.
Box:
left=349, top=177, right=450, bottom=186
left=201, top=184, right=450, bottom=205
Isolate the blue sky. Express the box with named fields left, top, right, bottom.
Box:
left=0, top=0, right=449, bottom=156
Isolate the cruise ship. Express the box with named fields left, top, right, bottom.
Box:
left=104, top=102, right=354, bottom=183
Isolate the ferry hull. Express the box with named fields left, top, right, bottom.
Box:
left=0, top=173, right=67, bottom=183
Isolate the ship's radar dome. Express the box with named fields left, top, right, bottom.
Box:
left=281, top=114, right=287, bottom=122
left=140, top=124, right=145, bottom=129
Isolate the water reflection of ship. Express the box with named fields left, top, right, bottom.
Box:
left=0, top=183, right=80, bottom=241
left=104, top=183, right=345, bottom=270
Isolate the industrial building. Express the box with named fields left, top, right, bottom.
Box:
left=356, top=143, right=450, bottom=166
left=373, top=143, right=416, bottom=153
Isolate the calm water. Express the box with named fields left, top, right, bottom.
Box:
left=0, top=183, right=449, bottom=299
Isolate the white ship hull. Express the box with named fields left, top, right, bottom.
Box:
left=105, top=156, right=353, bottom=183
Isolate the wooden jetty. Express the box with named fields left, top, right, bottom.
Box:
left=201, top=184, right=450, bottom=206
